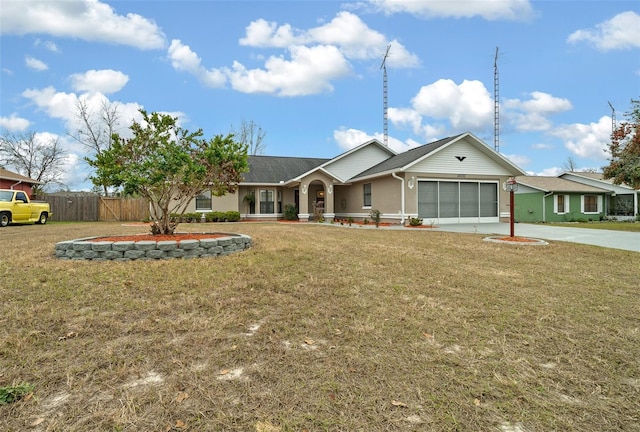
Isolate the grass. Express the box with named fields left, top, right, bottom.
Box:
left=1, top=221, right=638, bottom=431
left=543, top=220, right=640, bottom=232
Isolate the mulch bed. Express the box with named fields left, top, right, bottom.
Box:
left=89, top=233, right=225, bottom=243
left=494, top=236, right=540, bottom=243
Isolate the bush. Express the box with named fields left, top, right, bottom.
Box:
left=369, top=209, right=381, bottom=227
left=409, top=216, right=423, bottom=226
left=225, top=211, right=241, bottom=222
left=205, top=211, right=222, bottom=222
left=284, top=204, right=298, bottom=220
left=184, top=212, right=201, bottom=222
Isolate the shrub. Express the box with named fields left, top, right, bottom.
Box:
left=225, top=211, right=241, bottom=222
left=205, top=211, right=221, bottom=222
left=347, top=217, right=353, bottom=226
left=409, top=216, right=423, bottom=226
left=284, top=204, right=298, bottom=220
left=369, top=209, right=381, bottom=227
left=184, top=212, right=200, bottom=222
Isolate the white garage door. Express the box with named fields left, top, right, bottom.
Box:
left=418, top=180, right=499, bottom=224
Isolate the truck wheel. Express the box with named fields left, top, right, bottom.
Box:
left=0, top=212, right=9, bottom=227
left=37, top=213, right=48, bottom=225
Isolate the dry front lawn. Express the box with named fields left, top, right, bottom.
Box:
left=1, top=222, right=638, bottom=431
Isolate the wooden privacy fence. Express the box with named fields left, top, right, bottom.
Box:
left=98, top=197, right=149, bottom=222
left=43, top=195, right=149, bottom=222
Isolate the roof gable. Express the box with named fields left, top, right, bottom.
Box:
left=322, top=139, right=395, bottom=182
left=350, top=132, right=525, bottom=180
left=242, top=156, right=329, bottom=184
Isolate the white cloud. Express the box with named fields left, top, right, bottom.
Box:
left=527, top=167, right=563, bottom=177
left=34, top=39, right=59, bottom=53
left=22, top=86, right=78, bottom=123
left=567, top=11, right=640, bottom=51
left=504, top=91, right=572, bottom=132
left=240, top=19, right=297, bottom=48
left=333, top=127, right=418, bottom=154
left=21, top=86, right=143, bottom=137
left=503, top=153, right=530, bottom=167
left=70, top=69, right=129, bottom=94
left=411, top=79, right=493, bottom=130
left=227, top=45, right=352, bottom=96
left=169, top=12, right=418, bottom=96
left=530, top=142, right=554, bottom=150
left=0, top=114, right=31, bottom=131
left=0, top=0, right=166, bottom=50
left=167, top=39, right=227, bottom=88
left=550, top=116, right=612, bottom=160
left=25, top=56, right=48, bottom=71
left=240, top=12, right=419, bottom=68
left=505, top=91, right=572, bottom=114
left=367, top=0, right=534, bottom=21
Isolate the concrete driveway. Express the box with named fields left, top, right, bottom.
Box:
left=433, top=222, right=640, bottom=253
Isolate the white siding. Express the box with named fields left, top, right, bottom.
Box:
left=411, top=139, right=513, bottom=176
left=324, top=145, right=391, bottom=181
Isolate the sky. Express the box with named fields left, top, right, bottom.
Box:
left=1, top=0, right=639, bottom=191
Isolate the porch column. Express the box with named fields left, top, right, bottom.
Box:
left=298, top=183, right=310, bottom=222
left=324, top=183, right=335, bottom=222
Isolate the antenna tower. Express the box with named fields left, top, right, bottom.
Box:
left=608, top=101, right=616, bottom=132
left=493, top=46, right=500, bottom=152
left=380, top=44, right=391, bottom=147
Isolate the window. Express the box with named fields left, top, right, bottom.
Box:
left=582, top=195, right=601, bottom=214
left=363, top=183, right=372, bottom=207
left=554, top=194, right=569, bottom=214
left=260, top=189, right=274, bottom=213
left=195, top=190, right=212, bottom=211
left=15, top=191, right=28, bottom=203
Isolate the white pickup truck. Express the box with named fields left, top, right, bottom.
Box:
left=0, top=189, right=52, bottom=227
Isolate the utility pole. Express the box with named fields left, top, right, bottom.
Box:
left=494, top=47, right=500, bottom=152
left=608, top=101, right=616, bottom=132
left=380, top=44, right=391, bottom=147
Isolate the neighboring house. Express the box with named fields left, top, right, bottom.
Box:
left=514, top=176, right=611, bottom=223
left=187, top=132, right=527, bottom=225
left=0, top=168, right=42, bottom=197
left=559, top=172, right=639, bottom=220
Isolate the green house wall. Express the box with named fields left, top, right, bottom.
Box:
left=515, top=192, right=605, bottom=223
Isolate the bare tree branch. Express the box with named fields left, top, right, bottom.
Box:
left=0, top=131, right=68, bottom=194
left=68, top=99, right=122, bottom=195
left=232, top=119, right=266, bottom=155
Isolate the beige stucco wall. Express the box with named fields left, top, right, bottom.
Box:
left=334, top=176, right=404, bottom=221
left=182, top=190, right=240, bottom=213
left=298, top=172, right=335, bottom=218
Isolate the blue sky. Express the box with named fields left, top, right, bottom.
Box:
left=1, top=0, right=639, bottom=191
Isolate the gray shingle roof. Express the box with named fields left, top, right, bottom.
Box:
left=516, top=176, right=611, bottom=193
left=350, top=134, right=463, bottom=180
left=242, top=155, right=329, bottom=183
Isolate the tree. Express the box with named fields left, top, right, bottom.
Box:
left=86, top=110, right=248, bottom=235
left=603, top=98, right=640, bottom=189
left=0, top=131, right=67, bottom=195
left=69, top=99, right=122, bottom=196
left=562, top=156, right=578, bottom=172
left=562, top=156, right=599, bottom=173
left=233, top=119, right=266, bottom=155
